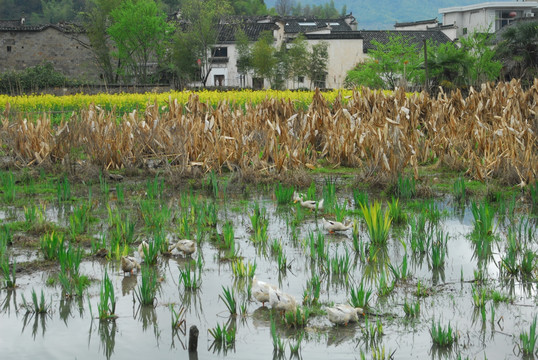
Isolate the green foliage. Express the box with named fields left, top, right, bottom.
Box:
left=520, top=316, right=537, bottom=356
left=350, top=281, right=373, bottom=309
left=495, top=20, right=538, bottom=86
left=231, top=0, right=267, bottom=15
left=403, top=299, right=420, bottom=318
left=430, top=319, right=457, bottom=347
left=219, top=286, right=237, bottom=315
left=0, top=63, right=69, bottom=94
left=309, top=42, right=329, bottom=88
left=108, top=0, right=173, bottom=84
left=208, top=323, right=236, bottom=348
left=275, top=182, right=295, bottom=205
left=0, top=171, right=15, bottom=203
left=235, top=28, right=252, bottom=87
left=21, top=288, right=51, bottom=314
left=453, top=177, right=466, bottom=203
left=135, top=266, right=159, bottom=306
left=359, top=201, right=392, bottom=245
left=303, top=275, right=321, bottom=306
left=175, top=0, right=232, bottom=87
left=470, top=201, right=496, bottom=239
left=284, top=306, right=310, bottom=328
left=346, top=34, right=423, bottom=90
left=179, top=262, right=201, bottom=290
left=251, top=31, right=277, bottom=86
left=98, top=270, right=117, bottom=320
left=459, top=30, right=502, bottom=86
left=270, top=314, right=286, bottom=353
left=40, top=231, right=65, bottom=261
left=0, top=255, right=16, bottom=289
left=287, top=35, right=310, bottom=86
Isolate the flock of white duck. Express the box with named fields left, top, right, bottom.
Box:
left=252, top=276, right=364, bottom=326
left=121, top=191, right=358, bottom=326
left=120, top=239, right=197, bottom=275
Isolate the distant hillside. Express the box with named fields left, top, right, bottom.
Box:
left=265, top=0, right=483, bottom=29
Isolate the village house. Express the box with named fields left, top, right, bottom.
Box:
left=0, top=18, right=100, bottom=82
left=0, top=13, right=452, bottom=90
left=438, top=1, right=538, bottom=40
left=205, top=14, right=451, bottom=89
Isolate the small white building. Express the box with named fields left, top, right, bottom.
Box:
left=204, top=15, right=365, bottom=89
left=439, top=1, right=538, bottom=39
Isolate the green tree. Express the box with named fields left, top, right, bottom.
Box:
left=171, top=31, right=199, bottom=89
left=427, top=41, right=470, bottom=89
left=308, top=42, right=329, bottom=89
left=31, top=0, right=75, bottom=23
left=287, top=35, right=309, bottom=87
left=230, top=0, right=267, bottom=15
left=460, top=30, right=502, bottom=86
left=345, top=34, right=423, bottom=90
left=175, top=0, right=232, bottom=87
left=495, top=20, right=538, bottom=86
left=82, top=0, right=121, bottom=84
left=235, top=28, right=252, bottom=88
left=107, top=0, right=173, bottom=84
left=251, top=31, right=276, bottom=88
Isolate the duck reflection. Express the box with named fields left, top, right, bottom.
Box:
left=121, top=274, right=138, bottom=295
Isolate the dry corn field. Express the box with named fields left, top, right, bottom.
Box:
left=1, top=79, right=537, bottom=184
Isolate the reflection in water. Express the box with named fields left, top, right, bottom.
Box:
left=135, top=305, right=161, bottom=345
left=429, top=345, right=455, bottom=360
left=121, top=275, right=138, bottom=296
left=208, top=316, right=236, bottom=356
left=362, top=244, right=391, bottom=284
left=58, top=297, right=84, bottom=326
left=431, top=267, right=445, bottom=286
left=21, top=312, right=49, bottom=340
left=326, top=324, right=357, bottom=346
left=1, top=289, right=18, bottom=315
left=98, top=321, right=117, bottom=360
left=181, top=289, right=204, bottom=320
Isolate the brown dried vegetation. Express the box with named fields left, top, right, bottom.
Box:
left=1, top=80, right=536, bottom=185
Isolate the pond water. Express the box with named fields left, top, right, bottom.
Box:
left=0, top=177, right=536, bottom=360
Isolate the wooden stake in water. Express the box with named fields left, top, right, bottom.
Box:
left=188, top=325, right=199, bottom=354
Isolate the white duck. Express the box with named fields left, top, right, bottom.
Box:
left=169, top=239, right=197, bottom=257
left=121, top=256, right=141, bottom=275
left=326, top=304, right=364, bottom=325
left=292, top=191, right=307, bottom=202
left=322, top=218, right=352, bottom=233
left=269, top=287, right=297, bottom=313
left=294, top=196, right=324, bottom=211
left=252, top=276, right=278, bottom=306
left=138, top=240, right=149, bottom=259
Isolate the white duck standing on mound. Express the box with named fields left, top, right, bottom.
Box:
left=269, top=287, right=297, bottom=313
left=121, top=256, right=141, bottom=275
left=322, top=218, right=352, bottom=233
left=252, top=276, right=278, bottom=307
left=169, top=239, right=197, bottom=257
left=293, top=193, right=324, bottom=211
left=326, top=304, right=364, bottom=325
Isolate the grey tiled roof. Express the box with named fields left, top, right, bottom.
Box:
left=217, top=19, right=279, bottom=43
left=359, top=30, right=452, bottom=52
left=394, top=18, right=438, bottom=28
left=284, top=17, right=353, bottom=33
left=0, top=21, right=84, bottom=33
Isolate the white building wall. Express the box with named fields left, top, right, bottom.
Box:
left=306, top=38, right=364, bottom=89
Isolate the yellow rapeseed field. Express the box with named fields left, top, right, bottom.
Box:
left=0, top=89, right=355, bottom=114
